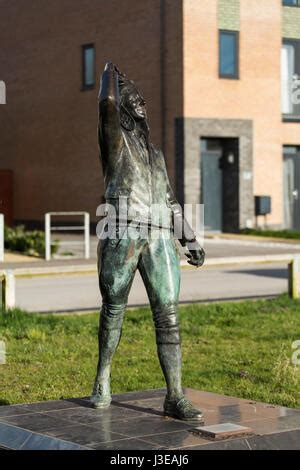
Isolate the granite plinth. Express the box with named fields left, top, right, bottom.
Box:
left=0, top=388, right=299, bottom=450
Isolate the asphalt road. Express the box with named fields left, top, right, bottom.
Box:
left=3, top=237, right=300, bottom=269
left=15, top=263, right=288, bottom=313
left=57, top=235, right=300, bottom=260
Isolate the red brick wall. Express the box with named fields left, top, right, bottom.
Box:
left=0, top=0, right=183, bottom=224
left=0, top=170, right=13, bottom=225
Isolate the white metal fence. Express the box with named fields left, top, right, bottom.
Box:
left=1, top=270, right=15, bottom=311
left=45, top=212, right=90, bottom=261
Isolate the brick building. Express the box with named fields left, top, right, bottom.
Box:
left=0, top=0, right=300, bottom=232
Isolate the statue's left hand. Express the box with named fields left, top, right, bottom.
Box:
left=185, top=240, right=205, bottom=267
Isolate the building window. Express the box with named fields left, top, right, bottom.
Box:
left=82, top=44, right=95, bottom=90
left=281, top=39, right=300, bottom=120
left=219, top=31, right=239, bottom=79
left=282, top=0, right=300, bottom=7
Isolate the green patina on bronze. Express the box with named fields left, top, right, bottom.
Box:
left=91, top=62, right=205, bottom=421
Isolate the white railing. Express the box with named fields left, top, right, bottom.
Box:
left=1, top=270, right=16, bottom=311
left=1, top=254, right=300, bottom=312
left=0, top=214, right=4, bottom=262
left=45, top=212, right=90, bottom=261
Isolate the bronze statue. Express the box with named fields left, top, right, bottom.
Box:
left=91, top=62, right=205, bottom=421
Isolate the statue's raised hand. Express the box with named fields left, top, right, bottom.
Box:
left=104, top=61, right=115, bottom=72
left=104, top=62, right=125, bottom=76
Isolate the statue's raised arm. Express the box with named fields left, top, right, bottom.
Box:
left=98, top=62, right=123, bottom=165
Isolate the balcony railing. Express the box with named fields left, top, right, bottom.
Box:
left=282, top=75, right=300, bottom=121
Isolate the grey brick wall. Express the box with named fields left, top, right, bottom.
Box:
left=218, top=0, right=240, bottom=31
left=283, top=6, right=300, bottom=39
left=176, top=117, right=254, bottom=232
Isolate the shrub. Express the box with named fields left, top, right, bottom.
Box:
left=4, top=225, right=59, bottom=257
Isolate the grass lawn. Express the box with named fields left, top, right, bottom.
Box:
left=0, top=295, right=299, bottom=408
left=240, top=228, right=300, bottom=239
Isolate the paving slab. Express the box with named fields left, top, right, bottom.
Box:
left=0, top=389, right=299, bottom=450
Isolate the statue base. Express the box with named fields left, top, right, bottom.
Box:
left=0, top=388, right=299, bottom=450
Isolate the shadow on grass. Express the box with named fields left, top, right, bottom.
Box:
left=0, top=399, right=10, bottom=406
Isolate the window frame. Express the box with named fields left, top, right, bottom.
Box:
left=282, top=0, right=300, bottom=7
left=81, top=43, right=95, bottom=91
left=219, top=30, right=239, bottom=80
left=282, top=38, right=300, bottom=122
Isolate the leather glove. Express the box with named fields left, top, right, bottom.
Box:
left=186, top=239, right=205, bottom=267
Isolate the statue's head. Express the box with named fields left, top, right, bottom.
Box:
left=120, top=79, right=147, bottom=121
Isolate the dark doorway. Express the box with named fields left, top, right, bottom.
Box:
left=0, top=170, right=13, bottom=226
left=201, top=139, right=223, bottom=231
left=283, top=146, right=300, bottom=229
left=201, top=138, right=239, bottom=232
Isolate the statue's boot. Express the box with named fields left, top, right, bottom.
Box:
left=90, top=303, right=125, bottom=409
left=155, top=315, right=203, bottom=422
left=163, top=395, right=204, bottom=422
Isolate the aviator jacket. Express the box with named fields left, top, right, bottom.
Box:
left=98, top=65, right=195, bottom=245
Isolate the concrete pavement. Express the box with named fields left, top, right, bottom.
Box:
left=15, top=263, right=287, bottom=313
left=2, top=236, right=298, bottom=313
